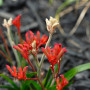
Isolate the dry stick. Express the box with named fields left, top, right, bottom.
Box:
left=27, top=58, right=45, bottom=90
left=57, top=0, right=88, bottom=36
left=70, top=2, right=90, bottom=35
left=0, top=28, right=12, bottom=62
left=0, top=50, right=9, bottom=61
left=59, top=0, right=88, bottom=18
left=58, top=24, right=66, bottom=36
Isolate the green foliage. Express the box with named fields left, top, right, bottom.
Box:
left=0, top=0, right=3, bottom=7
left=47, top=63, right=90, bottom=90
left=55, top=0, right=76, bottom=19
left=64, top=63, right=90, bottom=81
left=0, top=74, right=19, bottom=90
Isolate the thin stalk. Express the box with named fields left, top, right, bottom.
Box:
left=6, top=27, right=21, bottom=67
left=38, top=34, right=52, bottom=79
left=39, top=34, right=52, bottom=67
left=51, top=60, right=61, bottom=86
left=26, top=78, right=39, bottom=80
left=50, top=78, right=56, bottom=86
left=0, top=50, right=9, bottom=61
left=18, top=28, right=22, bottom=44
left=32, top=53, right=40, bottom=69
left=0, top=28, right=12, bottom=62
left=27, top=58, right=36, bottom=72
left=27, top=58, right=45, bottom=90
left=56, top=60, right=61, bottom=77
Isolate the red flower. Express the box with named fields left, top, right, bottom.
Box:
left=13, top=43, right=30, bottom=59
left=42, top=43, right=67, bottom=66
left=6, top=65, right=17, bottom=78
left=25, top=31, right=48, bottom=53
left=12, top=15, right=21, bottom=30
left=13, top=30, right=48, bottom=58
left=6, top=65, right=28, bottom=80
left=18, top=66, right=28, bottom=80
left=56, top=75, right=68, bottom=90
left=12, top=15, right=22, bottom=43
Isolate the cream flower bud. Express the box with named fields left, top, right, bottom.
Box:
left=45, top=16, right=59, bottom=34
left=31, top=40, right=36, bottom=48
left=3, top=18, right=12, bottom=28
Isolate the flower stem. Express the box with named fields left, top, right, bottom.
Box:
left=39, top=34, right=52, bottom=67
left=38, top=34, right=52, bottom=79
left=27, top=58, right=45, bottom=90
left=56, top=60, right=61, bottom=78
left=18, top=28, right=22, bottom=44
left=6, top=27, right=21, bottom=67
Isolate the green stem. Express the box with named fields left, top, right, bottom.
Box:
left=7, top=27, right=21, bottom=67
left=39, top=34, right=52, bottom=67
left=38, top=34, right=52, bottom=78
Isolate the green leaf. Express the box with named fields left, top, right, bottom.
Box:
left=26, top=72, right=37, bottom=78
left=20, top=80, right=42, bottom=90
left=49, top=0, right=53, bottom=4
left=0, top=74, right=19, bottom=89
left=20, top=80, right=33, bottom=90
left=56, top=0, right=76, bottom=14
left=0, top=85, right=14, bottom=90
left=47, top=63, right=90, bottom=90
left=48, top=85, right=56, bottom=90
left=45, top=64, right=58, bottom=88
left=64, top=63, right=90, bottom=81
left=55, top=0, right=76, bottom=19
left=0, top=0, right=3, bottom=6
left=42, top=69, right=52, bottom=87
left=31, top=80, right=42, bottom=90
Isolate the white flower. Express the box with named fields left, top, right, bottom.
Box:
left=3, top=18, right=12, bottom=28
left=46, top=16, right=59, bottom=34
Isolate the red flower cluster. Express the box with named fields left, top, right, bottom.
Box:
left=13, top=31, right=48, bottom=59
left=6, top=65, right=28, bottom=80
left=12, top=15, right=21, bottom=31
left=56, top=75, right=68, bottom=90
left=42, top=43, right=67, bottom=66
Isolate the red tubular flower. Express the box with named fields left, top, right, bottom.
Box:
left=25, top=31, right=48, bottom=52
left=13, top=43, right=30, bottom=59
left=42, top=43, right=67, bottom=66
left=12, top=15, right=22, bottom=43
left=12, top=15, right=21, bottom=30
left=56, top=75, right=68, bottom=90
left=18, top=66, right=28, bottom=80
left=6, top=65, right=28, bottom=80
left=6, top=65, right=17, bottom=78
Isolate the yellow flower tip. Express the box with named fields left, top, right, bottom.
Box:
left=45, top=16, right=59, bottom=34
left=3, top=18, right=13, bottom=28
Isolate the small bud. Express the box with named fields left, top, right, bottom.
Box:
left=46, top=16, right=59, bottom=34
left=3, top=18, right=12, bottom=28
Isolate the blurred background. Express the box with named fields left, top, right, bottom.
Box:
left=0, top=0, right=90, bottom=90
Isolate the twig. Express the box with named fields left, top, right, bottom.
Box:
left=70, top=2, right=90, bottom=35
left=57, top=24, right=66, bottom=36
left=59, top=0, right=88, bottom=17
left=0, top=28, right=12, bottom=62
left=0, top=50, right=9, bottom=61
left=26, top=0, right=45, bottom=33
